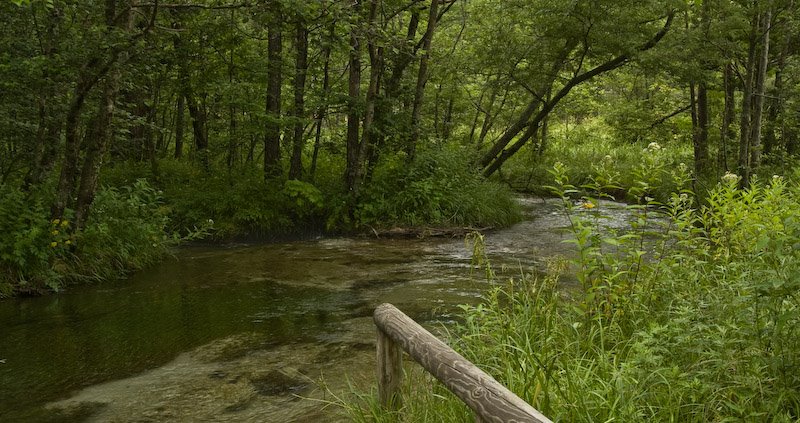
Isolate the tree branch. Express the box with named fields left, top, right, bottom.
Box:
left=482, top=12, right=675, bottom=176
left=648, top=104, right=692, bottom=129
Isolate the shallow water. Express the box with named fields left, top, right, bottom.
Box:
left=0, top=198, right=649, bottom=422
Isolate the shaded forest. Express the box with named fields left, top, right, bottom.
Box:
left=1, top=0, right=799, bottom=295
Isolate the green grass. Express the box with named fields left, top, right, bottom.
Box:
left=341, top=172, right=800, bottom=422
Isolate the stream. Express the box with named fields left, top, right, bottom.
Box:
left=0, top=198, right=647, bottom=422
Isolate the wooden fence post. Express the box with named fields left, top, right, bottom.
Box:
left=377, top=326, right=403, bottom=409
left=373, top=303, right=552, bottom=423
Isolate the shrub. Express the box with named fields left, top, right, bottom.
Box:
left=0, top=186, right=60, bottom=296
left=68, top=179, right=179, bottom=282
left=358, top=147, right=521, bottom=228
left=104, top=161, right=326, bottom=239
left=500, top=118, right=695, bottom=202
left=0, top=180, right=182, bottom=297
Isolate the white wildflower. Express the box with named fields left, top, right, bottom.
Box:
left=722, top=172, right=740, bottom=185
left=647, top=142, right=662, bottom=152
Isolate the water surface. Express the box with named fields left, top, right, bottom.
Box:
left=0, top=198, right=645, bottom=421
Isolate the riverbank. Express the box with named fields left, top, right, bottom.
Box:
left=345, top=176, right=800, bottom=422
left=0, top=200, right=571, bottom=421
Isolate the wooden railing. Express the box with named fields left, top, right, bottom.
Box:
left=373, top=303, right=552, bottom=423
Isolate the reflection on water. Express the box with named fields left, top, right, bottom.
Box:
left=0, top=198, right=650, bottom=421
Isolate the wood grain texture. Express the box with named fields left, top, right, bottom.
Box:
left=377, top=327, right=403, bottom=409
left=374, top=303, right=552, bottom=423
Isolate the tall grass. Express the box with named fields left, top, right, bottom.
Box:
left=342, top=169, right=800, bottom=422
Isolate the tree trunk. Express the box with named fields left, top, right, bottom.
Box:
left=480, top=14, right=673, bottom=175
left=442, top=96, right=454, bottom=141
left=477, top=84, right=508, bottom=149
left=537, top=88, right=551, bottom=157
left=345, top=0, right=363, bottom=194
left=74, top=0, right=131, bottom=229
left=407, top=0, right=440, bottom=161
left=762, top=10, right=787, bottom=157
left=478, top=38, right=579, bottom=168
left=185, top=90, right=208, bottom=168
left=467, top=82, right=490, bottom=145
left=289, top=18, right=309, bottom=180
left=358, top=0, right=384, bottom=189
left=174, top=94, right=185, bottom=158
left=74, top=77, right=119, bottom=230
left=310, top=22, right=334, bottom=180
left=52, top=63, right=107, bottom=220
left=749, top=9, right=771, bottom=172
left=365, top=7, right=421, bottom=180
left=264, top=9, right=283, bottom=179
left=720, top=63, right=735, bottom=171
left=24, top=5, right=62, bottom=191
left=738, top=11, right=759, bottom=185
left=227, top=40, right=237, bottom=170
left=693, top=81, right=709, bottom=177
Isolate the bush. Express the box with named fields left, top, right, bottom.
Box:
left=0, top=186, right=60, bottom=296
left=0, top=180, right=181, bottom=297
left=357, top=147, right=521, bottom=228
left=68, top=179, right=179, bottom=282
left=500, top=118, right=695, bottom=202
left=103, top=161, right=326, bottom=239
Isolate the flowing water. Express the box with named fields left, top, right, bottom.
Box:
left=0, top=198, right=647, bottom=422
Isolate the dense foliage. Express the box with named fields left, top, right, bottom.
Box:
left=1, top=0, right=799, bottom=294
left=0, top=180, right=184, bottom=296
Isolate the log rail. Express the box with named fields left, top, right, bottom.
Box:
left=373, top=303, right=552, bottom=423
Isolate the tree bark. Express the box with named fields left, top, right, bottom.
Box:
left=693, top=81, right=709, bottom=177
left=52, top=59, right=116, bottom=220
left=264, top=8, right=283, bottom=179
left=720, top=63, right=735, bottom=171
left=74, top=1, right=133, bottom=229
left=345, top=0, right=363, bottom=194
left=358, top=0, right=384, bottom=189
left=289, top=18, right=309, bottom=180
left=310, top=21, right=334, bottom=180
left=184, top=88, right=208, bottom=168
left=74, top=77, right=119, bottom=230
left=365, top=7, right=421, bottom=181
left=24, top=4, right=62, bottom=191
left=477, top=38, right=579, bottom=168
left=467, top=82, right=490, bottom=145
left=174, top=94, right=185, bottom=158
left=482, top=15, right=675, bottom=176
left=407, top=0, right=440, bottom=161
left=762, top=38, right=785, bottom=157
left=749, top=9, right=771, bottom=172
left=738, top=10, right=759, bottom=185
left=227, top=37, right=237, bottom=170
left=477, top=84, right=508, bottom=149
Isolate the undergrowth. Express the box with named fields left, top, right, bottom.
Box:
left=342, top=166, right=800, bottom=422
left=0, top=180, right=206, bottom=297
left=358, top=147, right=521, bottom=228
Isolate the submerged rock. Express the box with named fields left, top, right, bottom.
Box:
left=46, top=333, right=368, bottom=422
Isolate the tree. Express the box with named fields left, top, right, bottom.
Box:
left=477, top=1, right=676, bottom=176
